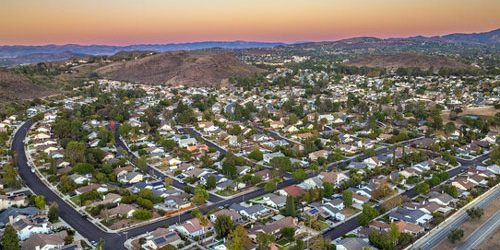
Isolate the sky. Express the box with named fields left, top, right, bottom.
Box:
left=0, top=0, right=499, bottom=45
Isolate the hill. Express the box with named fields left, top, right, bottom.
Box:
left=0, top=41, right=284, bottom=66
left=345, top=53, right=471, bottom=69
left=95, top=50, right=265, bottom=86
left=0, top=70, right=52, bottom=102
left=438, top=28, right=500, bottom=44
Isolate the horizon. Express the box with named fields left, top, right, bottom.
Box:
left=1, top=0, right=499, bottom=46
left=1, top=27, right=498, bottom=47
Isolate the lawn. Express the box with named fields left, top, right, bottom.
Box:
left=70, top=195, right=81, bottom=206
left=216, top=189, right=238, bottom=196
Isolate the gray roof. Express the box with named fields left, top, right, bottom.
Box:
left=337, top=238, right=370, bottom=250
left=0, top=207, right=38, bottom=226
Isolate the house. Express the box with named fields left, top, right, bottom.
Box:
left=336, top=238, right=370, bottom=250
left=394, top=220, right=424, bottom=235
left=428, top=192, right=455, bottom=206
left=119, top=172, right=144, bottom=184
left=389, top=207, right=432, bottom=225
left=309, top=150, right=330, bottom=161
left=21, top=231, right=67, bottom=250
left=69, top=174, right=90, bottom=185
left=101, top=204, right=137, bottom=219
left=176, top=218, right=212, bottom=238
left=351, top=193, right=370, bottom=209
left=263, top=152, right=285, bottom=163
left=74, top=184, right=108, bottom=195
left=249, top=216, right=298, bottom=239
left=91, top=193, right=122, bottom=207
left=319, top=171, right=349, bottom=187
left=229, top=203, right=269, bottom=220
left=0, top=207, right=38, bottom=228
left=178, top=138, right=197, bottom=148
left=278, top=185, right=305, bottom=198
left=12, top=216, right=52, bottom=240
left=451, top=176, right=478, bottom=191
left=321, top=203, right=345, bottom=221
left=142, top=228, right=183, bottom=250
left=0, top=194, right=27, bottom=210
left=302, top=176, right=323, bottom=190
left=261, top=194, right=286, bottom=209
left=254, top=169, right=271, bottom=181
left=209, top=209, right=244, bottom=224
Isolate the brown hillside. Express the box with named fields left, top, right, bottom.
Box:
left=95, top=50, right=264, bottom=86
left=346, top=53, right=471, bottom=69
left=0, top=70, right=51, bottom=102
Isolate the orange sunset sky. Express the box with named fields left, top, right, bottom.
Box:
left=1, top=0, right=499, bottom=45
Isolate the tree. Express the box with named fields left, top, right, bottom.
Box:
left=48, top=203, right=59, bottom=222
left=59, top=175, right=77, bottom=194
left=292, top=169, right=308, bottom=181
left=284, top=196, right=297, bottom=217
left=323, top=182, right=334, bottom=198
left=447, top=228, right=464, bottom=243
left=491, top=145, right=500, bottom=165
left=65, top=141, right=86, bottom=164
left=281, top=227, right=296, bottom=241
left=415, top=182, right=430, bottom=195
left=270, top=156, right=292, bottom=175
left=226, top=225, right=251, bottom=250
left=192, top=185, right=209, bottom=205
left=443, top=185, right=459, bottom=198
left=248, top=149, right=264, bottom=161
left=133, top=209, right=152, bottom=220
left=310, top=235, right=328, bottom=250
left=372, top=183, right=393, bottom=200
left=214, top=215, right=234, bottom=239
left=358, top=204, right=379, bottom=226
left=466, top=207, right=484, bottom=220
left=264, top=181, right=277, bottom=192
left=2, top=163, right=20, bottom=188
left=342, top=190, right=353, bottom=207
left=35, top=195, right=45, bottom=210
left=164, top=177, right=173, bottom=188
left=256, top=232, right=275, bottom=250
left=1, top=224, right=19, bottom=250
left=206, top=175, right=217, bottom=190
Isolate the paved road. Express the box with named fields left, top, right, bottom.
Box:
left=456, top=210, right=500, bottom=250
left=410, top=185, right=500, bottom=250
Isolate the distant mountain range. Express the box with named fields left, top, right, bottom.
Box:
left=0, top=41, right=285, bottom=66
left=0, top=29, right=498, bottom=66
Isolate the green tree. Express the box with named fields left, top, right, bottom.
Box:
left=270, top=156, right=292, bottom=175
left=192, top=185, right=209, bottom=205
left=442, top=185, right=459, bottom=198
left=214, top=215, right=234, bottom=239
left=256, top=232, right=275, bottom=250
left=447, top=228, right=464, bottom=243
left=466, top=207, right=484, bottom=220
left=264, top=181, right=277, bottom=192
left=2, top=163, right=20, bottom=188
left=65, top=141, right=86, bottom=164
left=342, top=190, right=353, bottom=207
left=292, top=169, right=308, bottom=181
left=491, top=145, right=500, bottom=165
left=284, top=196, right=297, bottom=217
left=323, top=182, right=334, bottom=198
left=248, top=149, right=264, bottom=161
left=281, top=227, right=296, bottom=241
left=1, top=224, right=19, bottom=250
left=358, top=204, right=379, bottom=226
left=226, top=225, right=251, bottom=250
left=206, top=175, right=217, bottom=190
left=35, top=195, right=45, bottom=210
left=415, top=182, right=430, bottom=195
left=133, top=209, right=152, bottom=220
left=48, top=203, right=59, bottom=222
